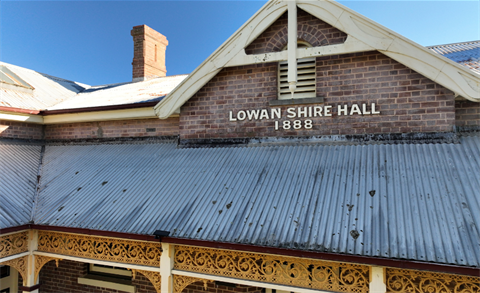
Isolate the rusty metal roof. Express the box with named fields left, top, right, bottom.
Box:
left=0, top=62, right=89, bottom=110
left=29, top=134, right=480, bottom=268
left=428, top=41, right=480, bottom=74
left=1, top=62, right=187, bottom=111
left=0, top=141, right=42, bottom=228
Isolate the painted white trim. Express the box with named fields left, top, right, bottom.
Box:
left=33, top=251, right=161, bottom=273
left=160, top=243, right=174, bottom=293
left=287, top=0, right=298, bottom=97
left=369, top=266, right=386, bottom=293
left=43, top=107, right=159, bottom=124
left=0, top=252, right=29, bottom=264
left=172, top=269, right=331, bottom=293
left=0, top=111, right=43, bottom=124
left=154, top=0, right=288, bottom=119
left=297, top=0, right=480, bottom=102
left=154, top=0, right=479, bottom=119
left=226, top=36, right=373, bottom=67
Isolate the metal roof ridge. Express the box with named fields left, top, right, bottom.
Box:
left=427, top=40, right=480, bottom=49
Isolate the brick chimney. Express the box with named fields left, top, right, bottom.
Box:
left=131, top=25, right=168, bottom=82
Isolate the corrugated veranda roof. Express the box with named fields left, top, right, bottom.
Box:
left=0, top=141, right=42, bottom=228
left=30, top=134, right=480, bottom=268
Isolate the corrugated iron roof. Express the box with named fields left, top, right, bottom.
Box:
left=0, top=141, right=42, bottom=228
left=46, top=74, right=188, bottom=111
left=0, top=62, right=89, bottom=110
left=31, top=135, right=480, bottom=267
left=428, top=41, right=480, bottom=74
left=0, top=62, right=188, bottom=111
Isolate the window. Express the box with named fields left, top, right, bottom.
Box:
left=89, top=264, right=132, bottom=278
left=278, top=42, right=316, bottom=100
left=78, top=264, right=134, bottom=293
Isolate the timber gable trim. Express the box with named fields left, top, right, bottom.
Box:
left=154, top=0, right=479, bottom=120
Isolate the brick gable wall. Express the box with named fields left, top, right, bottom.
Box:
left=179, top=51, right=456, bottom=140
left=455, top=100, right=480, bottom=130
left=44, top=117, right=179, bottom=140
left=245, top=9, right=347, bottom=54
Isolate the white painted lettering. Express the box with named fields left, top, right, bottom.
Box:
left=229, top=111, right=237, bottom=121
left=287, top=107, right=296, bottom=118
left=314, top=106, right=323, bottom=117
left=338, top=105, right=348, bottom=116
left=324, top=106, right=332, bottom=117
left=237, top=111, right=246, bottom=121
left=371, top=103, right=380, bottom=114
left=298, top=107, right=308, bottom=118
left=246, top=109, right=260, bottom=120
left=350, top=104, right=362, bottom=115
left=362, top=103, right=371, bottom=115
left=271, top=108, right=281, bottom=119
left=308, top=107, right=312, bottom=118
left=259, top=109, right=269, bottom=120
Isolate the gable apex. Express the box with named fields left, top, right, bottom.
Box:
left=154, top=0, right=480, bottom=119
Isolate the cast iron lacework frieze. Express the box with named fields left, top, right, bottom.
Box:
left=386, top=268, right=480, bottom=293
left=174, top=245, right=369, bottom=293
left=37, top=231, right=162, bottom=267
left=0, top=231, right=29, bottom=258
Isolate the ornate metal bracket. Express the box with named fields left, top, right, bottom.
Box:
left=34, top=255, right=61, bottom=283
left=174, top=275, right=212, bottom=293
left=131, top=269, right=161, bottom=293
left=1, top=256, right=29, bottom=285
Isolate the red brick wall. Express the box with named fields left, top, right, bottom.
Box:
left=455, top=100, right=480, bottom=129
left=245, top=9, right=347, bottom=54
left=38, top=259, right=156, bottom=293
left=179, top=51, right=455, bottom=140
left=0, top=120, right=44, bottom=140
left=184, top=280, right=264, bottom=293
left=45, top=117, right=179, bottom=140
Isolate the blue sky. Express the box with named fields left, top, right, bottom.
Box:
left=1, top=1, right=479, bottom=86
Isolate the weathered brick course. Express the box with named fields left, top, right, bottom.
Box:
left=0, top=120, right=43, bottom=140
left=455, top=100, right=480, bottom=129
left=45, top=118, right=179, bottom=140
left=245, top=8, right=347, bottom=55
left=180, top=51, right=456, bottom=140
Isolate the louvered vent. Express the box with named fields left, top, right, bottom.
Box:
left=278, top=57, right=316, bottom=100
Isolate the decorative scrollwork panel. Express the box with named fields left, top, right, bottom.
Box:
left=386, top=268, right=480, bottom=293
left=174, top=246, right=369, bottom=293
left=37, top=231, right=161, bottom=267
left=0, top=231, right=29, bottom=258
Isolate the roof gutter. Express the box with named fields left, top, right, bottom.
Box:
left=40, top=101, right=159, bottom=115
left=1, top=224, right=478, bottom=277
left=0, top=107, right=40, bottom=115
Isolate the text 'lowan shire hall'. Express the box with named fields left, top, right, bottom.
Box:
left=1, top=1, right=479, bottom=293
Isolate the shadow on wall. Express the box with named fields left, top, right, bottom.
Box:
left=0, top=120, right=44, bottom=140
